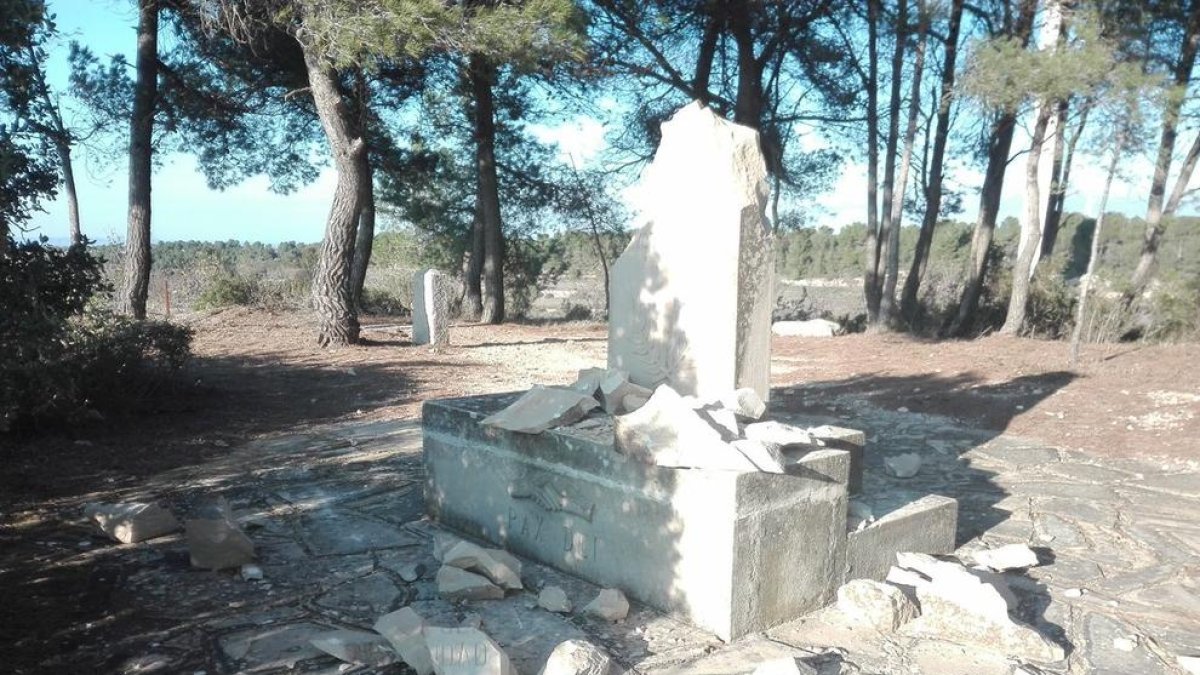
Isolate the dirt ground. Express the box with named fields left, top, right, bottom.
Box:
left=2, top=308, right=1198, bottom=673
left=3, top=307, right=1197, bottom=508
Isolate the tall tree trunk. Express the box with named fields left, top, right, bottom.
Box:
left=1069, top=145, right=1120, bottom=367
left=881, top=0, right=928, bottom=321
left=350, top=157, right=375, bottom=311
left=873, top=0, right=908, bottom=328
left=728, top=0, right=763, bottom=129
left=1039, top=97, right=1069, bottom=259
left=1127, top=1, right=1200, bottom=300
left=693, top=7, right=722, bottom=105
left=863, top=0, right=883, bottom=323
left=946, top=0, right=1037, bottom=336
left=304, top=51, right=365, bottom=347
left=470, top=54, right=505, bottom=324
left=1001, top=101, right=1054, bottom=336
left=901, top=0, right=962, bottom=324
left=463, top=203, right=484, bottom=321
left=56, top=142, right=82, bottom=246
left=1043, top=101, right=1088, bottom=258
left=1024, top=0, right=1065, bottom=274
left=119, top=0, right=158, bottom=319
left=1165, top=129, right=1200, bottom=216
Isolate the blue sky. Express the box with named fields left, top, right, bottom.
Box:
left=27, top=0, right=1196, bottom=245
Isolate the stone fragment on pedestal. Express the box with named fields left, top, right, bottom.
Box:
left=310, top=630, right=397, bottom=667
left=482, top=386, right=599, bottom=434
left=614, top=384, right=755, bottom=471
left=607, top=102, right=774, bottom=403
left=412, top=268, right=451, bottom=346
left=836, top=579, right=918, bottom=632
left=442, top=540, right=523, bottom=590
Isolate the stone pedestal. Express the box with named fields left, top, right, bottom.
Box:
left=412, top=269, right=450, bottom=346
left=422, top=394, right=958, bottom=641
left=607, top=103, right=774, bottom=402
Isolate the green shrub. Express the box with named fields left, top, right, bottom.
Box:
left=194, top=273, right=257, bottom=309
left=1143, top=277, right=1200, bottom=342
left=360, top=287, right=410, bottom=316
left=1024, top=268, right=1077, bottom=339
left=1, top=237, right=193, bottom=431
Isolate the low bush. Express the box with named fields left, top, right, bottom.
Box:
left=194, top=271, right=310, bottom=311
left=1, top=238, right=193, bottom=431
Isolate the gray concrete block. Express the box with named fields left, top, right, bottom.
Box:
left=808, top=425, right=865, bottom=495
left=844, top=495, right=958, bottom=583
left=423, top=394, right=850, bottom=641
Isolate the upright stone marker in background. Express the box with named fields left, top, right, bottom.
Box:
left=607, top=101, right=774, bottom=402
left=412, top=269, right=450, bottom=346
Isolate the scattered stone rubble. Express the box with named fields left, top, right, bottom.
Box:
left=309, top=629, right=397, bottom=667
left=436, top=565, right=505, bottom=601
left=836, top=578, right=918, bottom=632
left=184, top=496, right=256, bottom=570
left=883, top=452, right=922, bottom=478
left=538, top=586, right=573, bottom=613
left=481, top=385, right=599, bottom=434
left=583, top=588, right=630, bottom=622
left=84, top=501, right=180, bottom=544
left=539, top=639, right=620, bottom=675
left=970, top=543, right=1040, bottom=572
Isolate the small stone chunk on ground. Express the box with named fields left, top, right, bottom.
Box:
left=84, top=501, right=180, bottom=544
left=425, top=626, right=517, bottom=675
left=836, top=579, right=918, bottom=632
left=771, top=319, right=842, bottom=337
left=750, top=657, right=819, bottom=675
left=185, top=496, right=255, bottom=570
left=969, top=543, right=1040, bottom=572
left=310, top=629, right=397, bottom=667
left=571, top=368, right=608, bottom=400
left=884, top=452, right=922, bottom=478
left=719, top=387, right=767, bottom=420
left=442, top=540, right=523, bottom=590
left=583, top=588, right=629, bottom=622
left=538, top=639, right=620, bottom=675
left=239, top=563, right=263, bottom=581
left=436, top=565, right=505, bottom=601
left=374, top=607, right=434, bottom=675
left=893, top=552, right=1065, bottom=662
left=482, top=386, right=600, bottom=434
left=538, top=586, right=572, bottom=613
left=399, top=562, right=427, bottom=582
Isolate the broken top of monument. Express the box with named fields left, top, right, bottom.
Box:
left=608, top=101, right=774, bottom=403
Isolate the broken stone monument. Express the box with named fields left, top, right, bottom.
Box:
left=607, top=101, right=774, bottom=403
left=413, top=268, right=451, bottom=346
left=422, top=101, right=958, bottom=641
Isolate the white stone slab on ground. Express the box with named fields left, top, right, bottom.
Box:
left=607, top=101, right=774, bottom=403
left=84, top=501, right=179, bottom=544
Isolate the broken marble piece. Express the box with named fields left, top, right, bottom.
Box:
left=1177, top=655, right=1200, bottom=674
left=836, top=579, right=918, bottom=632
left=412, top=268, right=451, bottom=346
left=719, top=387, right=767, bottom=420
left=621, top=392, right=650, bottom=413
left=732, top=439, right=786, bottom=474
left=84, top=501, right=179, bottom=544
left=614, top=384, right=756, bottom=471
left=538, top=639, right=620, bottom=675
left=884, top=453, right=922, bottom=478
left=437, top=565, right=505, bottom=601
left=425, top=626, right=517, bottom=675
left=240, top=563, right=264, bottom=581
left=398, top=562, right=427, bottom=583
left=433, top=532, right=463, bottom=561
left=751, top=657, right=819, bottom=675
left=482, top=386, right=599, bottom=434
left=442, top=540, right=523, bottom=590
left=538, top=586, right=572, bottom=613
left=374, top=607, right=434, bottom=675
left=310, top=629, right=397, bottom=667
left=894, top=553, right=1064, bottom=662
left=185, top=497, right=255, bottom=571
left=599, top=369, right=653, bottom=415
left=970, top=544, right=1040, bottom=572
left=701, top=407, right=741, bottom=440
left=742, top=420, right=817, bottom=450
left=570, top=368, right=607, bottom=400
left=607, top=102, right=774, bottom=403
left=583, top=588, right=629, bottom=622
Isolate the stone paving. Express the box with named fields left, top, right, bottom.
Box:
left=36, top=403, right=1200, bottom=674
